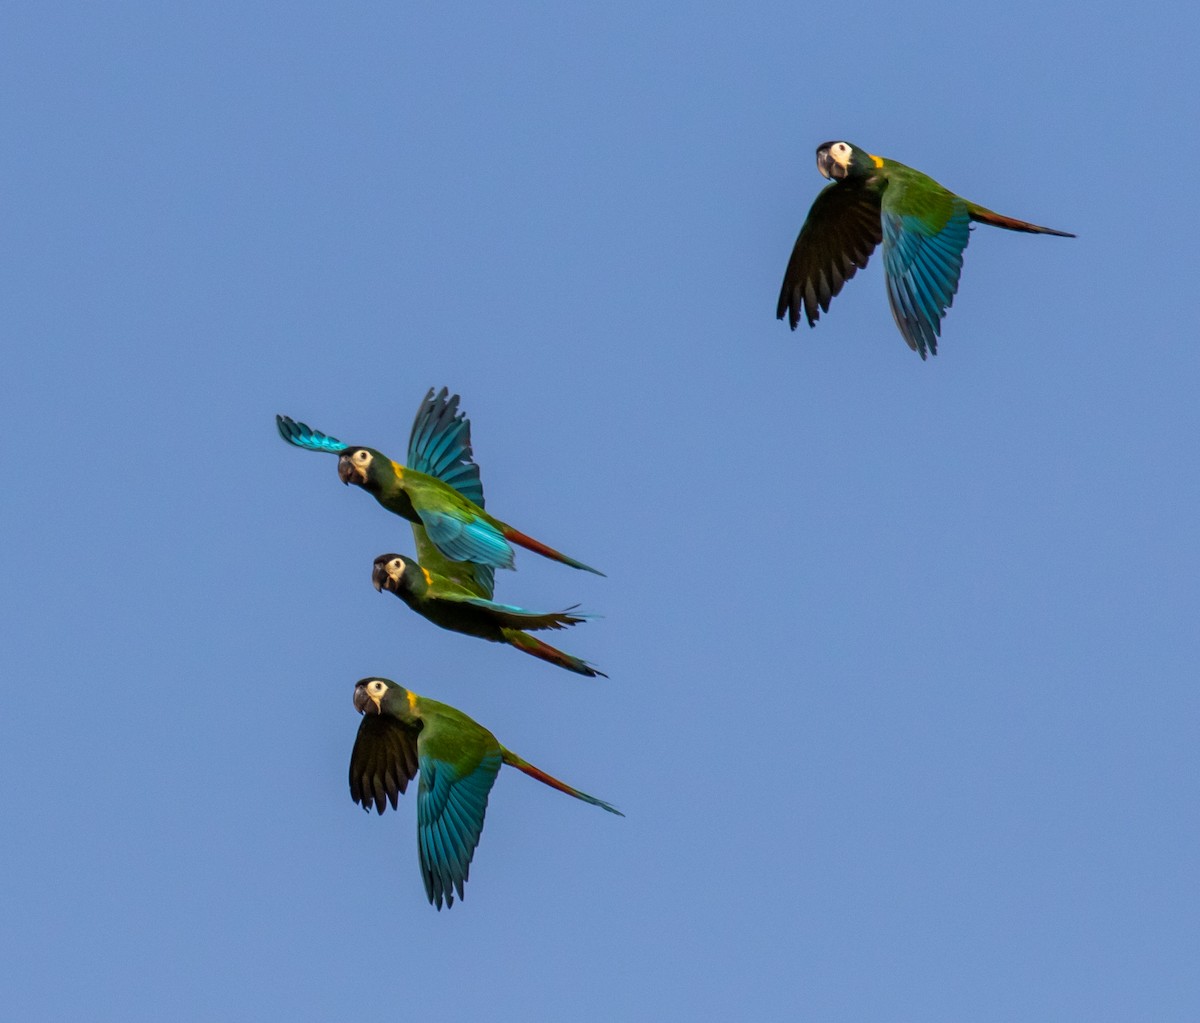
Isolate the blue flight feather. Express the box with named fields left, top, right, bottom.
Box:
left=881, top=204, right=970, bottom=358
left=406, top=389, right=494, bottom=593
left=417, top=753, right=501, bottom=909
left=406, top=388, right=486, bottom=508
left=420, top=509, right=516, bottom=571
left=276, top=415, right=348, bottom=453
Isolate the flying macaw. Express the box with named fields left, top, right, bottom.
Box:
left=372, top=554, right=605, bottom=677
left=776, top=140, right=1075, bottom=358
left=277, top=389, right=603, bottom=576
left=350, top=677, right=622, bottom=909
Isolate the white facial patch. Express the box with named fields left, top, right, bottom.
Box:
left=389, top=559, right=405, bottom=580
left=830, top=142, right=853, bottom=171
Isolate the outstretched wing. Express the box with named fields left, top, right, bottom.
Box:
left=276, top=415, right=349, bottom=454
left=880, top=190, right=970, bottom=359
left=777, top=180, right=883, bottom=330
left=416, top=751, right=503, bottom=909
left=348, top=715, right=420, bottom=814
left=415, top=505, right=515, bottom=571
left=406, top=389, right=494, bottom=598
left=407, top=388, right=485, bottom=506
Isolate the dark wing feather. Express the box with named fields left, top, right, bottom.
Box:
left=348, top=715, right=421, bottom=814
left=776, top=180, right=884, bottom=330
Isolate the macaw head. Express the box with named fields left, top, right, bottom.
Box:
left=816, top=141, right=874, bottom=181
left=337, top=446, right=386, bottom=489
left=354, top=676, right=404, bottom=715
left=372, top=553, right=419, bottom=594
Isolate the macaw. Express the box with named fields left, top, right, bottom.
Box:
left=277, top=389, right=603, bottom=576
left=776, top=140, right=1075, bottom=358
left=350, top=677, right=622, bottom=909
left=372, top=554, right=605, bottom=677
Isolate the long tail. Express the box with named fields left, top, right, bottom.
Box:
left=967, top=205, right=1075, bottom=237
left=503, top=629, right=607, bottom=678
left=501, top=749, right=624, bottom=815
left=501, top=525, right=605, bottom=576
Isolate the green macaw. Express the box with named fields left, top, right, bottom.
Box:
left=277, top=390, right=603, bottom=576
left=372, top=554, right=605, bottom=678
left=350, top=677, right=622, bottom=909
left=777, top=140, right=1075, bottom=358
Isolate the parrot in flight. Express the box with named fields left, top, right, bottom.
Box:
left=277, top=389, right=603, bottom=576
left=372, top=553, right=605, bottom=678
left=349, top=677, right=622, bottom=909
left=776, top=140, right=1075, bottom=358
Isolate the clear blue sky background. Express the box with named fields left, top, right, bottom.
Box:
left=4, top=3, right=1198, bottom=1020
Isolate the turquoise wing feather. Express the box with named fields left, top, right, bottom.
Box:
left=880, top=198, right=970, bottom=359
left=405, top=388, right=495, bottom=598
left=407, top=388, right=486, bottom=507
left=276, top=415, right=349, bottom=454
left=417, top=752, right=502, bottom=909
left=419, top=508, right=515, bottom=571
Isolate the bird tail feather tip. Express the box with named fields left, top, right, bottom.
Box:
left=501, top=526, right=605, bottom=576
left=501, top=750, right=624, bottom=816
left=504, top=630, right=607, bottom=679
left=967, top=206, right=1075, bottom=237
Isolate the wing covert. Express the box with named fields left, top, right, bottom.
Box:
left=416, top=507, right=516, bottom=571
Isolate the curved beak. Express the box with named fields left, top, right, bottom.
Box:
left=353, top=683, right=380, bottom=715
left=371, top=561, right=387, bottom=592
left=337, top=454, right=362, bottom=486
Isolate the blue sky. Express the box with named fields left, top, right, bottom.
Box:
left=4, top=3, right=1199, bottom=1020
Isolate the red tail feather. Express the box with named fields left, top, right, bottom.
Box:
left=501, top=526, right=605, bottom=576
left=968, top=206, right=1075, bottom=237
left=503, top=630, right=606, bottom=678
left=501, top=750, right=624, bottom=816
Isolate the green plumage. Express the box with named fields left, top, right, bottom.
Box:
left=777, top=140, right=1074, bottom=357
left=338, top=444, right=603, bottom=575
left=372, top=554, right=605, bottom=677
left=277, top=391, right=603, bottom=575
left=349, top=678, right=622, bottom=909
